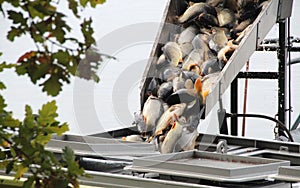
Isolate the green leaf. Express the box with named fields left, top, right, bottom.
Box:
left=62, top=146, right=75, bottom=164
left=5, top=161, right=14, bottom=174
left=7, top=10, right=27, bottom=25
left=81, top=18, right=95, bottom=46
left=31, top=61, right=51, bottom=82
left=0, top=160, right=10, bottom=170
left=0, top=94, right=7, bottom=113
left=7, top=26, right=23, bottom=41
left=27, top=4, right=46, bottom=19
left=0, top=62, right=14, bottom=70
left=52, top=50, right=70, bottom=65
left=52, top=27, right=66, bottom=43
left=90, top=72, right=100, bottom=83
left=62, top=146, right=84, bottom=176
left=80, top=0, right=89, bottom=7
left=10, top=0, right=20, bottom=7
left=41, top=75, right=62, bottom=96
left=23, top=177, right=35, bottom=188
left=90, top=0, right=106, bottom=7
left=68, top=0, right=79, bottom=18
left=15, top=63, right=28, bottom=75
left=80, top=0, right=105, bottom=7
left=31, top=30, right=44, bottom=43
left=0, top=81, right=6, bottom=90
left=0, top=62, right=15, bottom=72
left=45, top=123, right=69, bottom=135
left=0, top=150, right=6, bottom=160
left=14, top=164, right=28, bottom=179
left=24, top=105, right=36, bottom=128
left=32, top=3, right=56, bottom=16
left=37, top=101, right=58, bottom=125
left=35, top=134, right=52, bottom=146
left=0, top=111, right=21, bottom=128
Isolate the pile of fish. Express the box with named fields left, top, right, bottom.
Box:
left=124, top=0, right=270, bottom=154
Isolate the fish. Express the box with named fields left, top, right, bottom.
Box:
left=232, top=18, right=252, bottom=34
left=217, top=8, right=236, bottom=28
left=217, top=40, right=238, bottom=63
left=182, top=49, right=203, bottom=73
left=146, top=77, right=160, bottom=97
left=173, top=74, right=186, bottom=92
left=132, top=112, right=147, bottom=133
left=177, top=3, right=216, bottom=23
left=156, top=54, right=170, bottom=70
left=209, top=27, right=228, bottom=53
left=182, top=71, right=200, bottom=83
left=183, top=47, right=215, bottom=75
left=179, top=42, right=194, bottom=59
left=184, top=79, right=194, bottom=90
left=222, top=0, right=239, bottom=12
left=142, top=95, right=165, bottom=133
left=202, top=71, right=221, bottom=102
left=166, top=78, right=203, bottom=106
left=154, top=103, right=186, bottom=136
left=192, top=34, right=211, bottom=49
left=201, top=57, right=222, bottom=76
left=238, top=0, right=261, bottom=21
left=196, top=13, right=219, bottom=28
left=161, top=65, right=181, bottom=82
left=176, top=26, right=198, bottom=58
left=162, top=42, right=183, bottom=67
left=160, top=121, right=184, bottom=154
left=206, top=0, right=223, bottom=7
left=174, top=128, right=198, bottom=152
left=234, top=24, right=252, bottom=44
left=157, top=81, right=173, bottom=101
left=176, top=26, right=198, bottom=44
left=122, top=135, right=144, bottom=142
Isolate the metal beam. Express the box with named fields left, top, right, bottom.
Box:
left=230, top=78, right=238, bottom=136
left=237, top=72, right=279, bottom=79
left=277, top=20, right=288, bottom=126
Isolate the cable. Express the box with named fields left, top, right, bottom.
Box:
left=287, top=17, right=292, bottom=131
left=226, top=113, right=294, bottom=142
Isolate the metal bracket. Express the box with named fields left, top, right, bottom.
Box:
left=279, top=146, right=289, bottom=152
left=277, top=0, right=293, bottom=22
left=218, top=82, right=228, bottom=134
left=216, top=139, right=228, bottom=154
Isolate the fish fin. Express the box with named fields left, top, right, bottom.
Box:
left=173, top=113, right=179, bottom=121
left=194, top=78, right=202, bottom=93
left=171, top=122, right=177, bottom=129
left=155, top=130, right=163, bottom=137
left=202, top=90, right=210, bottom=102
left=188, top=2, right=194, bottom=6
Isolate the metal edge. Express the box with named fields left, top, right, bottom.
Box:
left=128, top=150, right=290, bottom=181
left=205, top=0, right=280, bottom=116
left=80, top=170, right=214, bottom=188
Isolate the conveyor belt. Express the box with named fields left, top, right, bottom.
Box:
left=140, top=0, right=294, bottom=117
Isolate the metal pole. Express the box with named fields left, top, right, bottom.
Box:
left=242, top=61, right=250, bottom=136
left=277, top=20, right=287, bottom=126
left=230, top=77, right=238, bottom=136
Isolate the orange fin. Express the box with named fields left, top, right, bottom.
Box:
left=171, top=122, right=177, bottom=129
left=202, top=90, right=210, bottom=103
left=194, top=78, right=202, bottom=93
